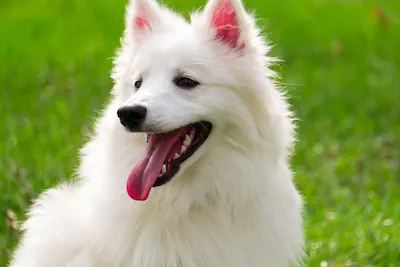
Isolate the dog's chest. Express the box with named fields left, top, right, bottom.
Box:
left=96, top=213, right=270, bottom=267
left=116, top=233, right=266, bottom=267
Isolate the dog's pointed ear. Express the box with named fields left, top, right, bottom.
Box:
left=201, top=0, right=248, bottom=50
left=125, top=0, right=163, bottom=43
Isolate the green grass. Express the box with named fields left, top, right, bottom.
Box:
left=1, top=0, right=399, bottom=266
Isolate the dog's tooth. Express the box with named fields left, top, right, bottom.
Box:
left=183, top=138, right=191, bottom=147
left=190, top=129, right=195, bottom=137
left=174, top=153, right=180, bottom=159
left=162, top=164, right=167, bottom=174
left=180, top=145, right=187, bottom=154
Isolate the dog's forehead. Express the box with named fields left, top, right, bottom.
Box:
left=137, top=29, right=206, bottom=68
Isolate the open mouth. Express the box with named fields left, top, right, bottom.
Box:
left=126, top=121, right=213, bottom=201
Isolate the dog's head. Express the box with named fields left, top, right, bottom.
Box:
left=109, top=0, right=294, bottom=202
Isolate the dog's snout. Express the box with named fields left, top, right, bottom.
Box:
left=117, top=105, right=147, bottom=131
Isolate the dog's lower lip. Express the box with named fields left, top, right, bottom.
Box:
left=151, top=121, right=213, bottom=187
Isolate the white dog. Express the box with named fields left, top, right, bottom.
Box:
left=9, top=0, right=305, bottom=266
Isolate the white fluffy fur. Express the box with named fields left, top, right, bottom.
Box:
left=9, top=0, right=305, bottom=266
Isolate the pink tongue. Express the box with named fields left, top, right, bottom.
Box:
left=126, top=131, right=182, bottom=201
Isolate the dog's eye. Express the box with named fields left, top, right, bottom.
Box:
left=173, top=77, right=199, bottom=89
left=134, top=78, right=142, bottom=90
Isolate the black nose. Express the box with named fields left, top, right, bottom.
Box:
left=117, top=105, right=147, bottom=132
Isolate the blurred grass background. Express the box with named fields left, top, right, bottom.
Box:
left=1, top=0, right=399, bottom=266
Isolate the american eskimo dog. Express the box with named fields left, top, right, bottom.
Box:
left=9, top=0, right=305, bottom=266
